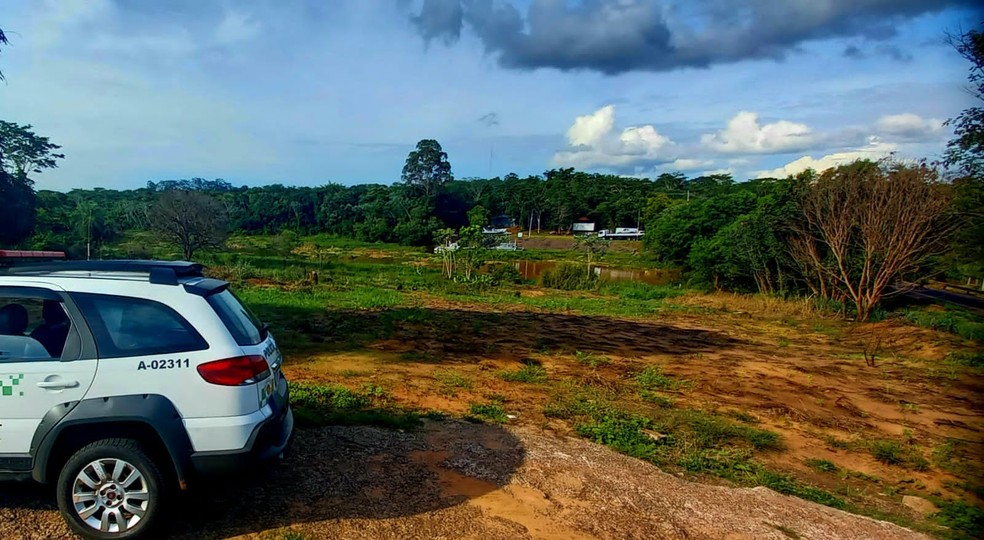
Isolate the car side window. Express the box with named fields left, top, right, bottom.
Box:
left=0, top=294, right=72, bottom=363
left=71, top=293, right=209, bottom=359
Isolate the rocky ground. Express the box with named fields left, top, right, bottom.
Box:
left=0, top=420, right=928, bottom=539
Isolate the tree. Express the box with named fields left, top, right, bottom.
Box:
left=0, top=122, right=63, bottom=246
left=0, top=169, right=35, bottom=246
left=0, top=26, right=8, bottom=81
left=401, top=139, right=452, bottom=197
left=467, top=204, right=490, bottom=227
left=0, top=121, right=66, bottom=176
left=151, top=190, right=229, bottom=260
left=791, top=161, right=958, bottom=321
left=943, top=24, right=984, bottom=178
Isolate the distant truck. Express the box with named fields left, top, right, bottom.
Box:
left=598, top=228, right=644, bottom=240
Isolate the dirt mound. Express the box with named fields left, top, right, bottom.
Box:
left=0, top=421, right=927, bottom=539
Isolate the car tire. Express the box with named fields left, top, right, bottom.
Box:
left=56, top=438, right=168, bottom=540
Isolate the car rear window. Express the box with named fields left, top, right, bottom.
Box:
left=72, top=293, right=209, bottom=358
left=206, top=290, right=265, bottom=346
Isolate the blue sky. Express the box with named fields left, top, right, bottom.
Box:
left=0, top=0, right=980, bottom=191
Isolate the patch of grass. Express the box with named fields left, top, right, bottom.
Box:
left=635, top=366, right=689, bottom=391
left=901, top=307, right=984, bottom=342
left=574, top=350, right=611, bottom=368
left=934, top=499, right=984, bottom=539
left=778, top=337, right=790, bottom=348
left=755, top=470, right=846, bottom=509
left=434, top=369, right=472, bottom=396
left=339, top=369, right=370, bottom=378
left=290, top=381, right=421, bottom=430
left=498, top=361, right=548, bottom=383
left=870, top=439, right=905, bottom=465
left=600, top=281, right=683, bottom=300
left=731, top=410, right=759, bottom=423
left=823, top=435, right=852, bottom=450
left=467, top=401, right=509, bottom=423
left=869, top=439, right=930, bottom=471
left=945, top=351, right=984, bottom=369
left=639, top=390, right=674, bottom=407
left=805, top=458, right=840, bottom=474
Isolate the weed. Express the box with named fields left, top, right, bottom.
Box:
left=339, top=369, right=370, bottom=378
left=434, top=369, right=472, bottom=396
left=945, top=351, right=984, bottom=368
left=778, top=337, right=790, bottom=348
left=640, top=390, right=675, bottom=407
left=541, top=263, right=599, bottom=290
left=498, top=361, right=548, bottom=383
left=870, top=440, right=905, bottom=465
left=731, top=410, right=759, bottom=423
left=467, top=401, right=509, bottom=423
left=934, top=500, right=984, bottom=539
left=289, top=382, right=420, bottom=430
left=574, top=350, right=611, bottom=368
left=636, top=366, right=688, bottom=391
left=805, top=458, right=840, bottom=474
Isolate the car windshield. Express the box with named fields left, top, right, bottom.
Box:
left=207, top=290, right=266, bottom=346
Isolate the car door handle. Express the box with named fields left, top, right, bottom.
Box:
left=36, top=380, right=79, bottom=389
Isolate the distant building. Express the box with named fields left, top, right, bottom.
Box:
left=572, top=222, right=596, bottom=234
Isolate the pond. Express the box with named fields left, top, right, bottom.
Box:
left=513, top=260, right=680, bottom=285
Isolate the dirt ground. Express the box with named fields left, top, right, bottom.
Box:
left=0, top=421, right=930, bottom=540
left=284, top=292, right=984, bottom=531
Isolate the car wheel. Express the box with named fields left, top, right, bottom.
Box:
left=56, top=438, right=167, bottom=539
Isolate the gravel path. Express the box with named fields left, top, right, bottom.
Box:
left=0, top=420, right=928, bottom=539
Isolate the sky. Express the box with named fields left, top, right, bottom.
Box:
left=0, top=0, right=980, bottom=191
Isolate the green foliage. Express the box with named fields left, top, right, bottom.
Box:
left=402, top=139, right=453, bottom=197
left=498, top=361, right=548, bottom=383
left=902, top=307, right=984, bottom=342
left=805, top=458, right=840, bottom=473
left=935, top=499, right=984, bottom=539
left=289, top=381, right=421, bottom=430
left=943, top=27, right=984, bottom=178
left=600, top=281, right=682, bottom=300
left=434, top=369, right=472, bottom=396
left=467, top=204, right=491, bottom=227
left=541, top=262, right=599, bottom=290
left=467, top=401, right=509, bottom=423
left=636, top=366, right=687, bottom=391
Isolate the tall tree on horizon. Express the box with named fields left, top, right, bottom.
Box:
left=401, top=139, right=453, bottom=198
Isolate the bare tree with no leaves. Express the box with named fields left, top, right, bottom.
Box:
left=151, top=190, right=229, bottom=260
left=791, top=160, right=958, bottom=321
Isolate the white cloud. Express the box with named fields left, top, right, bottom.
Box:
left=554, top=105, right=674, bottom=169
left=701, top=111, right=815, bottom=154
left=875, top=113, right=944, bottom=140
left=755, top=138, right=898, bottom=178
left=566, top=105, right=616, bottom=147
left=666, top=158, right=714, bottom=171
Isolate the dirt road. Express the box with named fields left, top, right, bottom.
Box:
left=0, top=420, right=927, bottom=539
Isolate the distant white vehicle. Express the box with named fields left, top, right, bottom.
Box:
left=434, top=242, right=459, bottom=253
left=482, top=227, right=508, bottom=235
left=493, top=241, right=523, bottom=251
left=599, top=227, right=644, bottom=239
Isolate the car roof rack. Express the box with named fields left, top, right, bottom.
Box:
left=1, top=259, right=204, bottom=285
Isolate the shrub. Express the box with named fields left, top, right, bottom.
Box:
left=870, top=440, right=904, bottom=465
left=541, top=262, right=599, bottom=290
left=488, top=262, right=524, bottom=285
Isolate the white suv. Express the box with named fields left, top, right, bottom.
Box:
left=0, top=259, right=293, bottom=539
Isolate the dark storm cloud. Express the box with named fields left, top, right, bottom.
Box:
left=407, top=0, right=980, bottom=74
left=411, top=0, right=464, bottom=44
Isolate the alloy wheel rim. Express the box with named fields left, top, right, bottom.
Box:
left=72, top=458, right=150, bottom=533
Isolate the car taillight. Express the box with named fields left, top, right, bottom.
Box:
left=197, top=355, right=271, bottom=386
